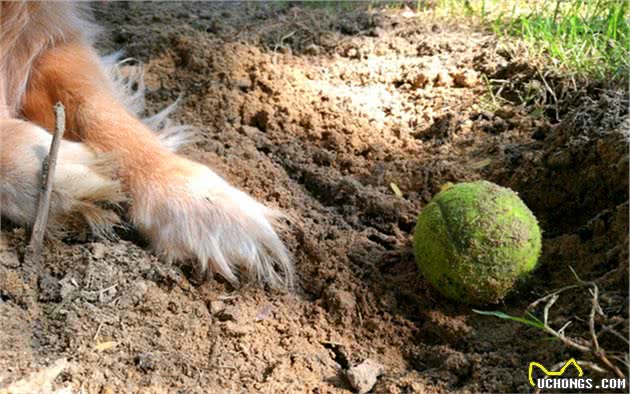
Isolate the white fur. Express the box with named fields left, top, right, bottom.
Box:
left=132, top=163, right=294, bottom=288
left=0, top=119, right=124, bottom=238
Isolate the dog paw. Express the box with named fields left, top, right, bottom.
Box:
left=131, top=158, right=294, bottom=289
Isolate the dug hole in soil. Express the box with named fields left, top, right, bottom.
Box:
left=1, top=2, right=628, bottom=393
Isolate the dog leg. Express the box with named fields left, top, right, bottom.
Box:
left=21, top=43, right=293, bottom=288
left=0, top=118, right=123, bottom=236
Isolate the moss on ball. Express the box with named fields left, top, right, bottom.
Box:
left=413, top=181, right=542, bottom=304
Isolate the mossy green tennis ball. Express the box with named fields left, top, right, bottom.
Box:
left=413, top=181, right=541, bottom=304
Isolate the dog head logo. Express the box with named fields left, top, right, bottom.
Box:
left=528, top=358, right=584, bottom=386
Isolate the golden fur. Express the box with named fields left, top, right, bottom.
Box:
left=0, top=2, right=293, bottom=288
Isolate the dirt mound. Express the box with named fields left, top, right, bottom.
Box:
left=1, top=2, right=628, bottom=393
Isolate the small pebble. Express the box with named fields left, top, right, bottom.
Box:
left=346, top=359, right=384, bottom=394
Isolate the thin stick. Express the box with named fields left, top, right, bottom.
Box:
left=525, top=267, right=627, bottom=379
left=93, top=321, right=104, bottom=341
left=570, top=267, right=626, bottom=379
left=25, top=102, right=65, bottom=265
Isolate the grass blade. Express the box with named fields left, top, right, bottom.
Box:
left=472, top=309, right=546, bottom=330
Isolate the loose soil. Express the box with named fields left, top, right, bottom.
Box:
left=1, top=2, right=628, bottom=393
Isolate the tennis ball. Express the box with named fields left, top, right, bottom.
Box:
left=413, top=181, right=541, bottom=304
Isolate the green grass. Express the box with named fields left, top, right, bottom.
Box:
left=419, top=0, right=630, bottom=82
left=268, top=0, right=628, bottom=82
left=472, top=309, right=546, bottom=330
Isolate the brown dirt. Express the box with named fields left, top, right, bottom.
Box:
left=1, top=2, right=628, bottom=393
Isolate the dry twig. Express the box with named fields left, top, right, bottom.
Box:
left=526, top=267, right=626, bottom=379
left=24, top=103, right=65, bottom=263
left=571, top=269, right=626, bottom=379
